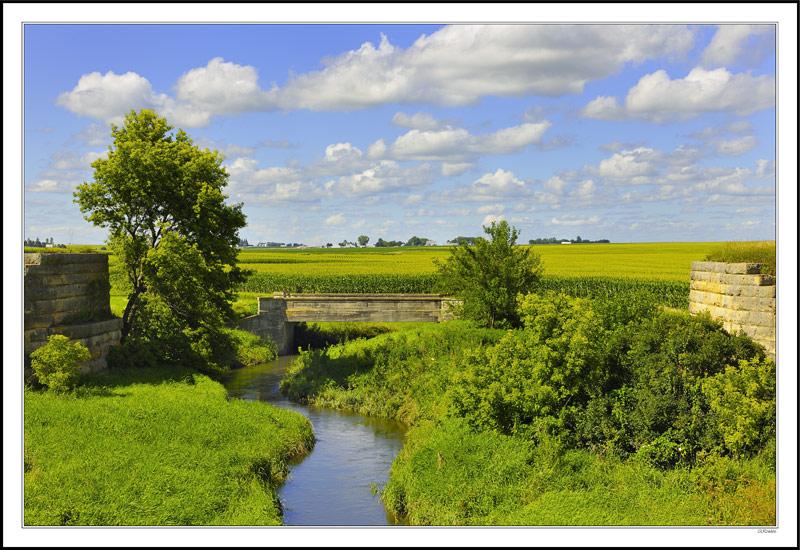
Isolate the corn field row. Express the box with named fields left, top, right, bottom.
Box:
left=237, top=273, right=690, bottom=308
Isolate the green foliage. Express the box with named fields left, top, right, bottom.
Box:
left=74, top=109, right=247, bottom=372
left=705, top=241, right=776, bottom=275
left=239, top=272, right=439, bottom=294
left=280, top=322, right=504, bottom=425
left=701, top=357, right=776, bottom=455
left=227, top=329, right=277, bottom=367
left=577, top=310, right=767, bottom=464
left=435, top=221, right=543, bottom=328
left=24, top=366, right=313, bottom=525
left=450, top=293, right=608, bottom=440
left=382, top=417, right=534, bottom=525
left=29, top=335, right=91, bottom=393
left=278, top=292, right=776, bottom=525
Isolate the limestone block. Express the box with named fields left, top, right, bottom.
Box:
left=24, top=262, right=111, bottom=276
left=23, top=271, right=107, bottom=288
left=25, top=253, right=109, bottom=266
left=690, top=261, right=764, bottom=275
left=690, top=271, right=774, bottom=287
left=24, top=284, right=88, bottom=301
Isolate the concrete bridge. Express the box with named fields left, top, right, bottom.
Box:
left=237, top=293, right=458, bottom=355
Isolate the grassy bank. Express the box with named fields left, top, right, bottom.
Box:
left=279, top=297, right=776, bottom=526
left=24, top=366, right=314, bottom=526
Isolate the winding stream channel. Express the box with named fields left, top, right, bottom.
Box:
left=221, top=355, right=407, bottom=526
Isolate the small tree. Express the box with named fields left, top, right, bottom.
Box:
left=358, top=235, right=370, bottom=247
left=435, top=220, right=542, bottom=328
left=30, top=335, right=91, bottom=393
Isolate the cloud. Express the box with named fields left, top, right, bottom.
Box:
left=68, top=124, right=110, bottom=147
left=441, top=162, right=473, bottom=177
left=324, top=214, right=347, bottom=226
left=174, top=57, right=277, bottom=114
left=701, top=25, right=774, bottom=68
left=386, top=122, right=550, bottom=161
left=592, top=147, right=661, bottom=182
left=469, top=169, right=529, bottom=200
left=261, top=139, right=294, bottom=148
left=755, top=159, right=775, bottom=178
left=323, top=161, right=436, bottom=197
left=56, top=71, right=159, bottom=122
left=273, top=25, right=694, bottom=110
left=477, top=204, right=505, bottom=214
left=550, top=215, right=601, bottom=226
left=482, top=214, right=506, bottom=226
left=713, top=136, right=759, bottom=156
left=391, top=112, right=446, bottom=130
left=56, top=70, right=211, bottom=127
left=26, top=179, right=72, bottom=193
left=581, top=67, right=774, bottom=122
left=598, top=140, right=645, bottom=153
left=57, top=25, right=697, bottom=126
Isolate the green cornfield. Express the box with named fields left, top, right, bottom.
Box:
left=234, top=243, right=717, bottom=308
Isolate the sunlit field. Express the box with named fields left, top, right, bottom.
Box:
left=236, top=242, right=722, bottom=281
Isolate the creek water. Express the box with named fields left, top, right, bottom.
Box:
left=221, top=355, right=407, bottom=526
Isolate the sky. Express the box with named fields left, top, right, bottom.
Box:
left=19, top=19, right=783, bottom=246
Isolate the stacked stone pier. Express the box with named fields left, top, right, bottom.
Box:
left=24, top=253, right=123, bottom=377
left=237, top=293, right=459, bottom=355
left=689, top=261, right=776, bottom=359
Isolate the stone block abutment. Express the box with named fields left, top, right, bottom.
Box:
left=237, top=293, right=459, bottom=355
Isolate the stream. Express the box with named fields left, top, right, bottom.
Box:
left=221, top=355, right=407, bottom=526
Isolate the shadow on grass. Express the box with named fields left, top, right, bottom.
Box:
left=79, top=365, right=199, bottom=390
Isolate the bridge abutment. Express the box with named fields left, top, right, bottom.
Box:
left=236, top=293, right=459, bottom=356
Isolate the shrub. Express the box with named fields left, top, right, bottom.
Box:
left=449, top=293, right=607, bottom=440
left=29, top=335, right=91, bottom=393
left=701, top=357, right=776, bottom=456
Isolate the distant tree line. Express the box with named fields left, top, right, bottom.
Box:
left=528, top=236, right=610, bottom=245
left=24, top=237, right=64, bottom=248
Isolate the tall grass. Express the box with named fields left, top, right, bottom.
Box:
left=24, top=366, right=313, bottom=525
left=705, top=241, right=776, bottom=275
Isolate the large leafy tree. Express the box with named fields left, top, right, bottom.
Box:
left=435, top=220, right=543, bottom=328
left=74, top=109, right=247, bottom=371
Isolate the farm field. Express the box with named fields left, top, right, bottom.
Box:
left=236, top=242, right=722, bottom=281
left=58, top=241, right=771, bottom=314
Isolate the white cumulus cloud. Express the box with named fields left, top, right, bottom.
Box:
left=391, top=112, right=446, bottom=130
left=581, top=67, right=774, bottom=122
left=701, top=25, right=774, bottom=68
left=386, top=122, right=550, bottom=162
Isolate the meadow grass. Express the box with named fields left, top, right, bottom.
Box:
left=705, top=241, right=776, bottom=275
left=24, top=365, right=313, bottom=526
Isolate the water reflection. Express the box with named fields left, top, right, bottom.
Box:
left=221, top=355, right=406, bottom=526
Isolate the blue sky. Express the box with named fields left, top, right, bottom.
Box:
left=20, top=21, right=782, bottom=246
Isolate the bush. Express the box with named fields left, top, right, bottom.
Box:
left=701, top=357, right=776, bottom=456
left=29, top=335, right=91, bottom=393
left=449, top=293, right=607, bottom=440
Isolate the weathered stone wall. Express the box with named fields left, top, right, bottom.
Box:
left=24, top=253, right=123, bottom=377
left=689, top=261, right=776, bottom=358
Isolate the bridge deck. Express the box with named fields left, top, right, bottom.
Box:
left=259, top=293, right=451, bottom=323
